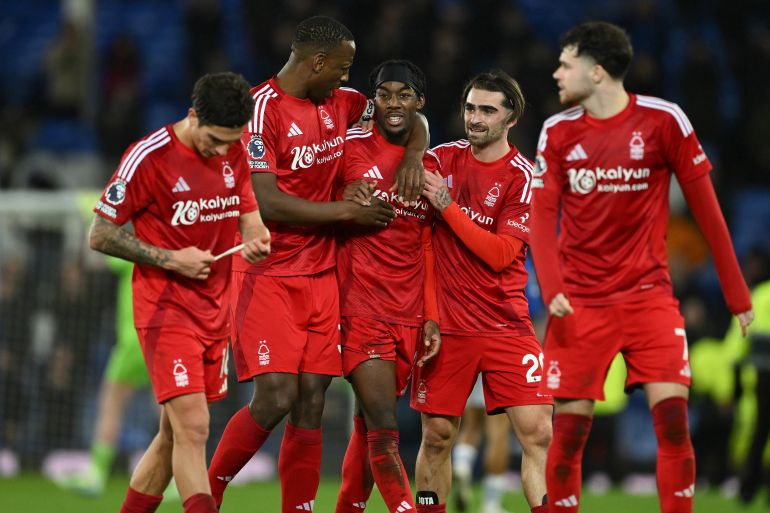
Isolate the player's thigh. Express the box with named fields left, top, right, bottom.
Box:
left=137, top=327, right=207, bottom=404
left=230, top=272, right=309, bottom=380
left=541, top=305, right=621, bottom=401
left=301, top=270, right=342, bottom=376
left=481, top=335, right=553, bottom=414
left=410, top=334, right=482, bottom=417
left=620, top=296, right=691, bottom=391
left=505, top=403, right=553, bottom=447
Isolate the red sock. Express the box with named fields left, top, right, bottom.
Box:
left=652, top=397, right=695, bottom=513
left=336, top=416, right=374, bottom=513
left=208, top=406, right=272, bottom=507
left=119, top=486, right=163, bottom=513
left=367, top=429, right=414, bottom=513
left=279, top=422, right=322, bottom=513
left=183, top=493, right=217, bottom=513
left=416, top=504, right=445, bottom=513
left=547, top=413, right=592, bottom=511
left=531, top=504, right=549, bottom=513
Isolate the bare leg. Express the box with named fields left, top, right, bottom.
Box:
left=506, top=404, right=553, bottom=507
left=415, top=414, right=461, bottom=503
left=128, top=407, right=174, bottom=496
left=163, top=392, right=211, bottom=501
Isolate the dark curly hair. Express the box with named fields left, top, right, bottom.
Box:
left=561, top=21, right=633, bottom=79
left=191, top=72, right=254, bottom=128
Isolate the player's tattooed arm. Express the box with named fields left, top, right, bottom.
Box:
left=89, top=216, right=213, bottom=279
left=423, top=170, right=453, bottom=212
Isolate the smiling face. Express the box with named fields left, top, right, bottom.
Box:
left=553, top=45, right=597, bottom=106
left=463, top=88, right=514, bottom=148
left=308, top=40, right=356, bottom=102
left=373, top=81, right=424, bottom=143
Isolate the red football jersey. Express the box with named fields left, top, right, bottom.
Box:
left=233, top=78, right=367, bottom=277
left=336, top=127, right=434, bottom=326
left=430, top=140, right=535, bottom=336
left=531, top=94, right=712, bottom=305
left=94, top=125, right=258, bottom=337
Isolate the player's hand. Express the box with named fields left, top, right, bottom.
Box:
left=417, top=320, right=441, bottom=367
left=342, top=179, right=377, bottom=206
left=352, top=99, right=375, bottom=132
left=423, top=171, right=453, bottom=212
left=391, top=154, right=425, bottom=206
left=168, top=246, right=214, bottom=280
left=549, top=292, right=574, bottom=317
left=737, top=309, right=754, bottom=336
left=241, top=225, right=271, bottom=264
left=349, top=198, right=395, bottom=227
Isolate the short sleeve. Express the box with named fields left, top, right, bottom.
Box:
left=243, top=99, right=280, bottom=174
left=94, top=142, right=157, bottom=225
left=496, top=161, right=533, bottom=243
left=339, top=87, right=368, bottom=126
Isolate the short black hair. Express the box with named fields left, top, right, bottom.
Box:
left=368, top=59, right=427, bottom=99
left=561, top=21, right=633, bottom=79
left=461, top=70, right=525, bottom=123
left=191, top=72, right=254, bottom=128
left=292, top=15, right=354, bottom=54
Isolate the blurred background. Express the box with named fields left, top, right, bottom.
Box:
left=1, top=0, right=770, bottom=511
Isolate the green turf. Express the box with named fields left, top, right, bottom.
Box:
left=0, top=474, right=766, bottom=512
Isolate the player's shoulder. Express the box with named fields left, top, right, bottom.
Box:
left=429, top=139, right=470, bottom=160
left=334, top=86, right=366, bottom=102
left=634, top=94, right=694, bottom=137
left=118, top=126, right=174, bottom=180
left=344, top=127, right=375, bottom=153
left=507, top=147, right=535, bottom=173
left=540, top=105, right=585, bottom=133
left=248, top=80, right=283, bottom=133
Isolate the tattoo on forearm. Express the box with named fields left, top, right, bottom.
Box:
left=92, top=217, right=171, bottom=268
left=436, top=187, right=452, bottom=211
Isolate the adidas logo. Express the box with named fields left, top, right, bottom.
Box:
left=287, top=122, right=303, bottom=137
left=363, top=165, right=384, bottom=180
left=295, top=500, right=314, bottom=511
left=172, top=176, right=191, bottom=193
left=565, top=143, right=588, bottom=161
left=215, top=475, right=233, bottom=482
left=351, top=502, right=366, bottom=509
left=674, top=484, right=695, bottom=498
left=395, top=500, right=413, bottom=512
left=554, top=495, right=578, bottom=507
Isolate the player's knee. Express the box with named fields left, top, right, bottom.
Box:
left=521, top=419, right=553, bottom=451
left=248, top=393, right=295, bottom=427
left=175, top=417, right=210, bottom=446
left=421, top=418, right=456, bottom=455
left=364, top=410, right=398, bottom=431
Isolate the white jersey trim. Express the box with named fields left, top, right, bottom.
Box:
left=249, top=85, right=278, bottom=134
left=537, top=106, right=584, bottom=152
left=117, top=128, right=171, bottom=183
left=636, top=95, right=693, bottom=137
left=511, top=154, right=534, bottom=203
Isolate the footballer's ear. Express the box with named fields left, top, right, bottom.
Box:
left=416, top=95, right=426, bottom=110
left=312, top=52, right=328, bottom=73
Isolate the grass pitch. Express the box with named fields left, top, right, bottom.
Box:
left=0, top=474, right=766, bottom=512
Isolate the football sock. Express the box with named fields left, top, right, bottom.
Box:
left=336, top=416, right=374, bottom=513
left=207, top=406, right=271, bottom=507
left=531, top=505, right=548, bottom=513
left=368, top=429, right=414, bottom=513
left=182, top=493, right=217, bottom=513
left=481, top=473, right=507, bottom=510
left=652, top=397, right=695, bottom=513
left=547, top=413, right=592, bottom=511
left=119, top=486, right=163, bottom=513
left=279, top=422, right=322, bottom=513
left=415, top=503, right=445, bottom=513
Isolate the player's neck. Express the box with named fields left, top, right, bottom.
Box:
left=173, top=118, right=194, bottom=150
left=582, top=85, right=629, bottom=119
left=276, top=58, right=314, bottom=101
left=470, top=137, right=510, bottom=163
